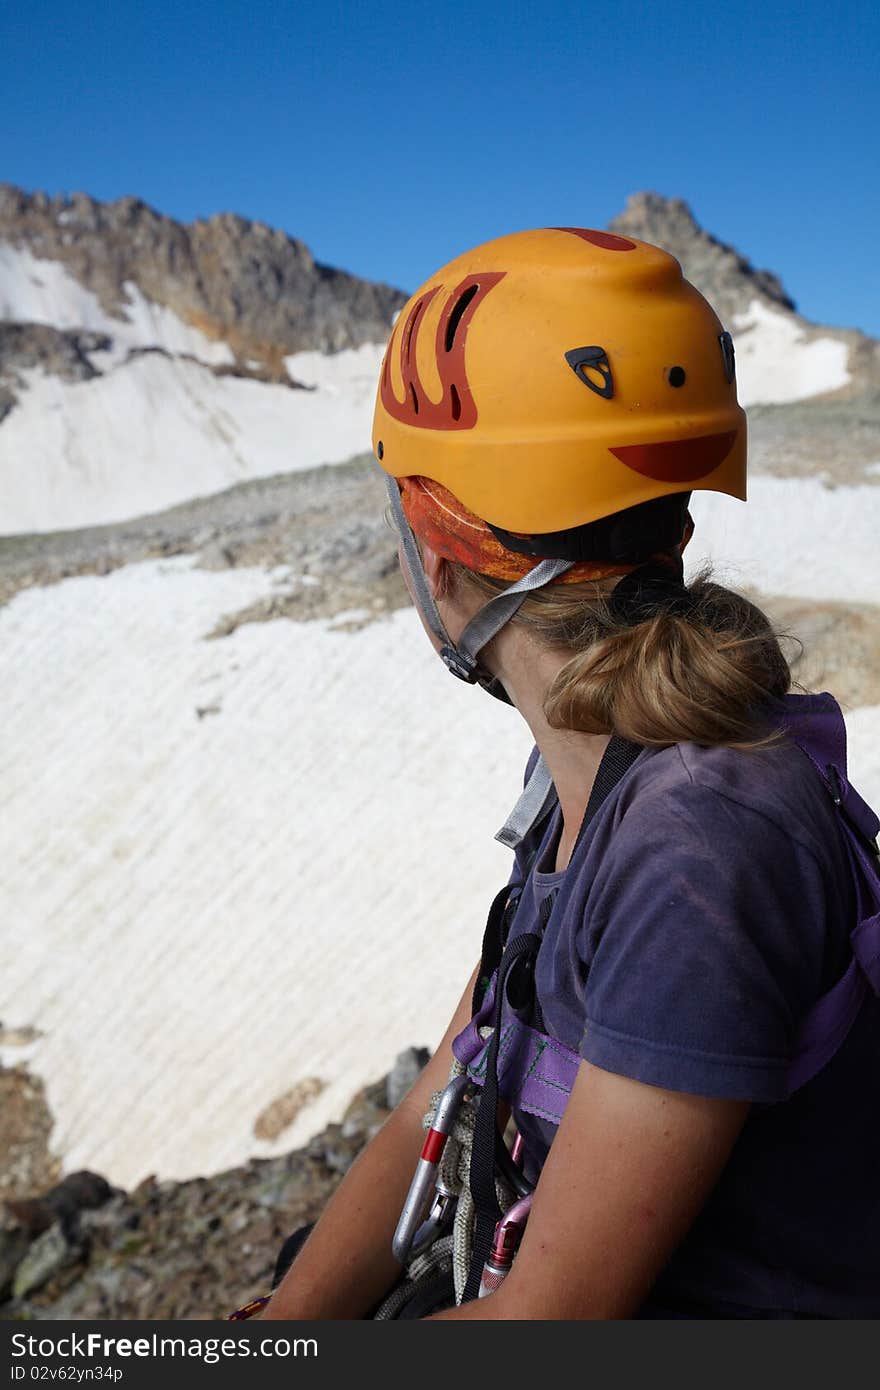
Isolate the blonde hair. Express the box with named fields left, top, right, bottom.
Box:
left=448, top=561, right=793, bottom=751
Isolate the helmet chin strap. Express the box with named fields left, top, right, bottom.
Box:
left=384, top=475, right=573, bottom=703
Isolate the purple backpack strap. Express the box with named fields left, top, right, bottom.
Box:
left=782, top=696, right=880, bottom=1093
left=452, top=983, right=581, bottom=1125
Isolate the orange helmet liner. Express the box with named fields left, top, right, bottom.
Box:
left=400, top=476, right=692, bottom=585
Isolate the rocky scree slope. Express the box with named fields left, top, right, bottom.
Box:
left=0, top=1049, right=427, bottom=1321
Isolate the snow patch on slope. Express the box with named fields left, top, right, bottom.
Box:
left=115, top=280, right=234, bottom=366
left=285, top=343, right=384, bottom=393
left=0, top=347, right=384, bottom=534
left=0, top=243, right=233, bottom=366
left=846, top=705, right=880, bottom=803
left=733, top=300, right=851, bottom=406
left=686, top=475, right=879, bottom=604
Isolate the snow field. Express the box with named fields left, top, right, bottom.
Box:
left=2, top=497, right=879, bottom=1185
left=686, top=475, right=880, bottom=604
left=0, top=345, right=386, bottom=534
left=0, top=559, right=533, bottom=1184
left=0, top=244, right=388, bottom=535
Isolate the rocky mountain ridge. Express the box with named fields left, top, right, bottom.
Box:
left=2, top=183, right=877, bottom=418
left=0, top=183, right=407, bottom=362
left=0, top=184, right=407, bottom=432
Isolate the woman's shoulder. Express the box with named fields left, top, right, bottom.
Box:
left=615, top=694, right=848, bottom=871
left=559, top=698, right=858, bottom=1101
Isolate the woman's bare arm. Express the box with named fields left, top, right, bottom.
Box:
left=258, top=965, right=479, bottom=1319
left=429, top=1059, right=750, bottom=1320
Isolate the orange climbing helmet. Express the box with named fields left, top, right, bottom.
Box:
left=372, top=227, right=746, bottom=576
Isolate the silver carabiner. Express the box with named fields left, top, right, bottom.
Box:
left=391, top=1072, right=470, bottom=1264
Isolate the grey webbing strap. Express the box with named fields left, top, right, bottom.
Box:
left=455, top=557, right=574, bottom=670
left=384, top=473, right=574, bottom=690
left=384, top=475, right=454, bottom=655
left=495, top=754, right=557, bottom=849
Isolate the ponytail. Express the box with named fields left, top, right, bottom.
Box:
left=450, top=562, right=793, bottom=750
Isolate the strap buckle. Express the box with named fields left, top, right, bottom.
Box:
left=440, top=644, right=478, bottom=684
left=827, top=764, right=880, bottom=859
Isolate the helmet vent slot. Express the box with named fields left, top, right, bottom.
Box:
left=450, top=384, right=462, bottom=421
left=409, top=384, right=420, bottom=414
left=404, top=299, right=425, bottom=363
left=445, top=284, right=480, bottom=352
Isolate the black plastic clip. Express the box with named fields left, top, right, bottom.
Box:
left=826, top=763, right=844, bottom=806
left=564, top=346, right=614, bottom=399
left=505, top=940, right=541, bottom=1023
left=440, top=644, right=478, bottom=683
left=826, top=764, right=880, bottom=859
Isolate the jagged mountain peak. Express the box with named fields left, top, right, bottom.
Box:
left=609, top=191, right=797, bottom=322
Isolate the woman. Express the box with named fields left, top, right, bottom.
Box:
left=251, top=228, right=880, bottom=1319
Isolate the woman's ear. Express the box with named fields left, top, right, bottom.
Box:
left=420, top=542, right=450, bottom=601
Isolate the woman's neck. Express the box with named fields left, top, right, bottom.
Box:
left=493, top=634, right=611, bottom=872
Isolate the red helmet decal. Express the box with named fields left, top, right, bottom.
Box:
left=610, top=431, right=737, bottom=482
left=380, top=272, right=505, bottom=430
left=555, top=227, right=637, bottom=252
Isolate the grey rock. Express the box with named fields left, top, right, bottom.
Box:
left=386, top=1047, right=431, bottom=1109
left=0, top=322, right=110, bottom=397
left=0, top=1225, right=30, bottom=1301
left=45, top=1170, right=116, bottom=1227
left=0, top=1063, right=60, bottom=1207
left=11, top=1222, right=80, bottom=1299
left=340, top=1076, right=389, bottom=1141
left=321, top=1135, right=361, bottom=1176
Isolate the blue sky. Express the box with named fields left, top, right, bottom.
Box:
left=3, top=0, right=878, bottom=334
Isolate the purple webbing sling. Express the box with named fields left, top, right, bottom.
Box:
left=452, top=696, right=880, bottom=1122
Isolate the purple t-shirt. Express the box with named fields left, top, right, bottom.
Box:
left=508, top=694, right=880, bottom=1317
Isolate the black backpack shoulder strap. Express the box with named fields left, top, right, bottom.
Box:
left=471, top=736, right=643, bottom=1013
left=576, top=736, right=644, bottom=854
